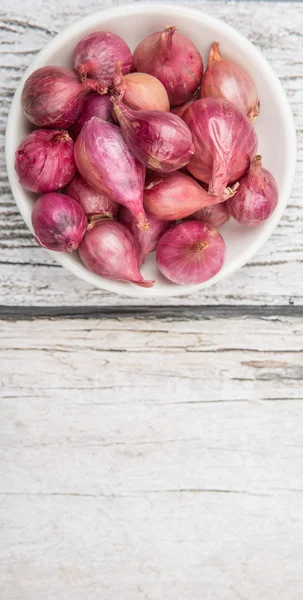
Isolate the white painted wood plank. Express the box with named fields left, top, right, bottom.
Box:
left=0, top=314, right=303, bottom=599
left=0, top=0, right=302, bottom=306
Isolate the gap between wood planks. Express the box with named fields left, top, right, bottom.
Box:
left=0, top=304, right=302, bottom=321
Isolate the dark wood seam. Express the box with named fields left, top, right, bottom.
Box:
left=0, top=305, right=302, bottom=321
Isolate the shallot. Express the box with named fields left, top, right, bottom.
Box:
left=119, top=205, right=170, bottom=264
left=193, top=202, right=230, bottom=228
left=133, top=26, right=203, bottom=106
left=144, top=171, right=237, bottom=221
left=227, top=155, right=278, bottom=225
left=156, top=221, right=226, bottom=284
left=113, top=61, right=170, bottom=112
left=201, top=43, right=260, bottom=121
left=21, top=66, right=89, bottom=128
left=65, top=172, right=119, bottom=219
left=70, top=92, right=112, bottom=139
left=32, top=193, right=87, bottom=252
left=15, top=129, right=75, bottom=193
left=183, top=97, right=258, bottom=195
left=79, top=220, right=155, bottom=287
left=74, top=117, right=148, bottom=230
left=112, top=94, right=195, bottom=172
left=73, top=31, right=132, bottom=90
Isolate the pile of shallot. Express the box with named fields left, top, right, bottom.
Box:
left=16, top=28, right=278, bottom=287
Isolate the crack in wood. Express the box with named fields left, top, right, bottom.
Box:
left=0, top=489, right=273, bottom=498
left=0, top=305, right=302, bottom=320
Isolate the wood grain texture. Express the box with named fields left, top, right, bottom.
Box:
left=0, top=0, right=302, bottom=306
left=0, top=314, right=303, bottom=599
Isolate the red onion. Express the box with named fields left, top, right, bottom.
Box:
left=65, top=172, right=119, bottom=219
left=15, top=129, right=76, bottom=193
left=156, top=221, right=226, bottom=284
left=183, top=97, right=258, bottom=195
left=21, top=66, right=90, bottom=128
left=171, top=91, right=199, bottom=119
left=73, top=31, right=132, bottom=90
left=201, top=43, right=260, bottom=121
left=70, top=92, right=112, bottom=139
left=144, top=171, right=238, bottom=221
left=227, top=155, right=278, bottom=225
left=74, top=117, right=148, bottom=230
left=79, top=220, right=154, bottom=287
left=133, top=26, right=203, bottom=107
left=119, top=206, right=170, bottom=265
left=193, top=202, right=230, bottom=228
left=112, top=94, right=195, bottom=173
left=113, top=62, right=170, bottom=112
left=32, top=193, right=87, bottom=252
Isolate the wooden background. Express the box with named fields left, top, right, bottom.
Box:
left=0, top=1, right=303, bottom=598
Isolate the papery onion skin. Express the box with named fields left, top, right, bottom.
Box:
left=70, top=92, right=112, bottom=139
left=113, top=62, right=170, bottom=112
left=73, top=31, right=132, bottom=90
left=183, top=97, right=258, bottom=195
left=79, top=220, right=155, bottom=287
left=193, top=201, right=230, bottom=228
left=119, top=205, right=170, bottom=264
left=21, top=66, right=89, bottom=128
left=112, top=95, right=195, bottom=173
left=144, top=171, right=237, bottom=221
left=32, top=193, right=87, bottom=252
left=201, top=42, right=260, bottom=121
left=156, top=221, right=226, bottom=285
left=15, top=129, right=76, bottom=193
left=227, top=155, right=278, bottom=225
left=133, top=26, right=203, bottom=107
left=74, top=117, right=148, bottom=230
left=65, top=172, right=119, bottom=218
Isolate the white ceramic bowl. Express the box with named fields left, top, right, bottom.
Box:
left=6, top=3, right=296, bottom=298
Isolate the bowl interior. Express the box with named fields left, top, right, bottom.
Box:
left=6, top=3, right=296, bottom=298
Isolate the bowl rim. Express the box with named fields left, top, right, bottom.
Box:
left=5, top=2, right=297, bottom=298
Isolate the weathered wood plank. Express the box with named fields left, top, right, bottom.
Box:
left=0, top=0, right=302, bottom=306
left=0, top=314, right=303, bottom=599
